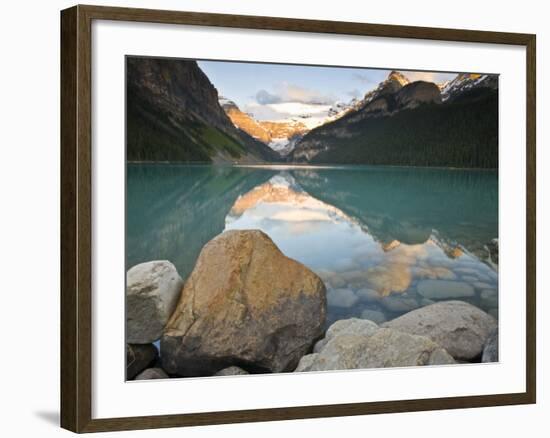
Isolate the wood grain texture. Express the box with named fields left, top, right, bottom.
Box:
left=60, top=4, right=537, bottom=433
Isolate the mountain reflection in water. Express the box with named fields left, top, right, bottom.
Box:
left=127, top=164, right=498, bottom=327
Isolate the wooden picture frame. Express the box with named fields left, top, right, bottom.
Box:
left=60, top=4, right=536, bottom=433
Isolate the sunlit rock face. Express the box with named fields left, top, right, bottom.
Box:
left=224, top=172, right=499, bottom=327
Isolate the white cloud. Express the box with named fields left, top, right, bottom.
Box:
left=244, top=101, right=333, bottom=127
left=401, top=71, right=457, bottom=84
left=254, top=82, right=336, bottom=106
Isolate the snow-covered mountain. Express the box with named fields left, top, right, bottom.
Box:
left=219, top=97, right=308, bottom=156
left=219, top=96, right=356, bottom=156
left=439, top=73, right=498, bottom=102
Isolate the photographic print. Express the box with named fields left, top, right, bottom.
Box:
left=125, top=56, right=499, bottom=380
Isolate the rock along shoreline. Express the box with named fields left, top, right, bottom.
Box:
left=125, top=230, right=498, bottom=380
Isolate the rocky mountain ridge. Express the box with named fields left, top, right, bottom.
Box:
left=126, top=57, right=280, bottom=163
left=290, top=70, right=498, bottom=167
left=220, top=97, right=308, bottom=156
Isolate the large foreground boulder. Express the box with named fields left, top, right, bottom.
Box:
left=383, top=301, right=497, bottom=360
left=161, top=230, right=327, bottom=376
left=126, top=261, right=183, bottom=343
left=296, top=327, right=454, bottom=372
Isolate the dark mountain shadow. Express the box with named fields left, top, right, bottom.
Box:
left=290, top=166, right=498, bottom=254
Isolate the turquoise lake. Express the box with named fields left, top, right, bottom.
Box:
left=127, top=164, right=499, bottom=327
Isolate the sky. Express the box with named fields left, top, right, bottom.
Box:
left=198, top=60, right=458, bottom=123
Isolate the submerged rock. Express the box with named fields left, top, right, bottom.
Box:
left=126, top=344, right=158, bottom=380
left=379, top=294, right=420, bottom=313
left=360, top=309, right=387, bottom=324
left=126, top=261, right=183, bottom=344
left=327, top=288, right=359, bottom=308
left=383, top=301, right=496, bottom=360
left=482, top=328, right=499, bottom=362
left=135, top=367, right=169, bottom=380
left=416, top=280, right=475, bottom=300
left=161, top=230, right=326, bottom=376
left=366, top=264, right=412, bottom=295
left=356, top=287, right=382, bottom=302
left=412, top=266, right=457, bottom=280
left=480, top=289, right=498, bottom=307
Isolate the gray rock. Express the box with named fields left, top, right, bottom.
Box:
left=327, top=288, right=359, bottom=308
left=313, top=339, right=326, bottom=353
left=428, top=348, right=456, bottom=365
left=488, top=308, right=499, bottom=320
left=214, top=366, right=249, bottom=376
left=298, top=329, right=455, bottom=371
left=360, top=309, right=387, bottom=324
left=127, top=344, right=158, bottom=380
left=294, top=353, right=319, bottom=372
left=482, top=328, right=499, bottom=362
left=325, top=318, right=379, bottom=341
left=417, top=280, right=475, bottom=300
left=313, top=318, right=379, bottom=353
left=126, top=261, right=183, bottom=344
left=161, top=230, right=326, bottom=376
left=383, top=301, right=497, bottom=360
left=135, top=367, right=169, bottom=380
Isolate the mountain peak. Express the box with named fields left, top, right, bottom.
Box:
left=387, top=70, right=410, bottom=86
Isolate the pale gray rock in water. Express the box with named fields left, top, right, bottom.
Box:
left=360, top=309, right=387, bottom=324
left=161, top=230, right=326, bottom=376
left=297, top=329, right=455, bottom=371
left=379, top=294, right=420, bottom=313
left=214, top=366, right=249, bottom=376
left=327, top=288, right=359, bottom=308
left=356, top=287, right=382, bottom=303
left=473, top=281, right=495, bottom=290
left=328, top=275, right=347, bottom=289
left=480, top=289, right=498, bottom=307
left=416, top=280, right=475, bottom=300
left=126, top=344, right=158, bottom=380
left=135, top=367, right=169, bottom=380
left=420, top=298, right=436, bottom=307
left=126, top=261, right=183, bottom=344
left=383, top=301, right=497, bottom=360
left=482, top=328, right=499, bottom=362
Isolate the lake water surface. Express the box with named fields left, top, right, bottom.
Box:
left=127, top=164, right=498, bottom=327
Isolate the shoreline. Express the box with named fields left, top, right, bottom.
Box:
left=126, top=161, right=499, bottom=172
